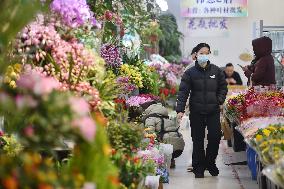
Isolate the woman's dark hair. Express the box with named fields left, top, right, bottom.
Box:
left=194, top=43, right=211, bottom=53
left=191, top=46, right=198, bottom=55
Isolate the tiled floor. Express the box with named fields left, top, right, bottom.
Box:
left=164, top=118, right=258, bottom=189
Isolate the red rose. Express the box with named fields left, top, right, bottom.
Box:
left=105, top=10, right=113, bottom=21
left=170, top=88, right=176, bottom=95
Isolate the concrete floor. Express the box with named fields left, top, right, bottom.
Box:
left=164, top=118, right=258, bottom=189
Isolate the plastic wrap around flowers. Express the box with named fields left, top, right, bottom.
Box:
left=100, top=43, right=122, bottom=68
left=224, top=88, right=284, bottom=123
left=238, top=117, right=284, bottom=139
left=51, top=0, right=99, bottom=28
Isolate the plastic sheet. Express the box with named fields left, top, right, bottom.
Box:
left=263, top=159, right=284, bottom=188
left=145, top=176, right=160, bottom=189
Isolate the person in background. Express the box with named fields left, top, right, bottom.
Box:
left=141, top=101, right=185, bottom=169
left=242, top=36, right=276, bottom=86
left=224, top=63, right=243, bottom=85
left=176, top=43, right=228, bottom=178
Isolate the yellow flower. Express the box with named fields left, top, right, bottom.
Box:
left=103, top=144, right=111, bottom=156
left=9, top=81, right=16, bottom=88
left=255, top=134, right=263, bottom=142
left=262, top=129, right=271, bottom=137
left=14, top=63, right=22, bottom=73
left=4, top=76, right=11, bottom=83
left=144, top=128, right=151, bottom=131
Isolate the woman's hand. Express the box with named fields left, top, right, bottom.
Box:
left=242, top=65, right=249, bottom=72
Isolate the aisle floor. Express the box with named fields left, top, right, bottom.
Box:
left=164, top=121, right=258, bottom=189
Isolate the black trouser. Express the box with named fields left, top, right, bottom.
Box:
left=190, top=111, right=222, bottom=173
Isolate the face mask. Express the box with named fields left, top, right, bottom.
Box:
left=197, top=54, right=209, bottom=66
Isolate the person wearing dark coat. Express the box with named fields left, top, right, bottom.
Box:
left=243, top=36, right=276, bottom=86
left=224, top=63, right=243, bottom=85
left=176, top=43, right=228, bottom=178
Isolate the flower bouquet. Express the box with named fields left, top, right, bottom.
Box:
left=251, top=124, right=284, bottom=165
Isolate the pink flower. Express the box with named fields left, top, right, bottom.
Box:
left=17, top=67, right=60, bottom=95
left=33, top=77, right=60, bottom=95
left=24, top=126, right=34, bottom=137
left=73, top=117, right=96, bottom=142
left=15, top=95, right=38, bottom=109
left=69, top=97, right=90, bottom=116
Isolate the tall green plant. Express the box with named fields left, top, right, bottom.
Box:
left=158, top=13, right=183, bottom=61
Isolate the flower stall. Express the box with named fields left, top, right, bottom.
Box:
left=0, top=0, right=186, bottom=188
left=223, top=86, right=284, bottom=188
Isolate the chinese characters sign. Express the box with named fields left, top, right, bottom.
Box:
left=181, top=0, right=248, bottom=17
left=188, top=18, right=228, bottom=30
left=186, top=18, right=229, bottom=37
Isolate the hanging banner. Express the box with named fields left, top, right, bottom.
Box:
left=181, top=0, right=248, bottom=18
left=185, top=18, right=230, bottom=37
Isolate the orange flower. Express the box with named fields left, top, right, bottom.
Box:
left=2, top=176, right=18, bottom=189
left=38, top=183, right=54, bottom=189
left=92, top=111, right=108, bottom=126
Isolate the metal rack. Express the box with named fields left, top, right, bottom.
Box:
left=259, top=20, right=284, bottom=87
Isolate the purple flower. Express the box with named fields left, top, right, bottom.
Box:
left=126, top=96, right=153, bottom=107
left=166, top=72, right=178, bottom=88
left=100, top=44, right=122, bottom=68
left=50, top=0, right=98, bottom=28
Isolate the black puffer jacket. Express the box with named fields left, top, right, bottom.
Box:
left=176, top=62, right=228, bottom=114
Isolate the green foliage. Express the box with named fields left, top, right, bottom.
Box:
left=107, top=120, right=143, bottom=154
left=138, top=62, right=160, bottom=95
left=111, top=150, right=156, bottom=188
left=68, top=124, right=119, bottom=189
left=0, top=134, right=23, bottom=157
left=90, top=70, right=122, bottom=118
left=158, top=13, right=183, bottom=58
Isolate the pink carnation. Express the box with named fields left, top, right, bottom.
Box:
left=73, top=117, right=96, bottom=142
left=69, top=96, right=90, bottom=116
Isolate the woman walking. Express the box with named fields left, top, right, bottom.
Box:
left=176, top=43, right=228, bottom=178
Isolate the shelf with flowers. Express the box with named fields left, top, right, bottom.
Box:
left=249, top=124, right=284, bottom=165
left=224, top=88, right=284, bottom=125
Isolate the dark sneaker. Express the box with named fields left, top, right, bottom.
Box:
left=207, top=164, right=219, bottom=176
left=194, top=172, right=205, bottom=178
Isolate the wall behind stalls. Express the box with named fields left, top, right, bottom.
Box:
left=165, top=0, right=284, bottom=84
